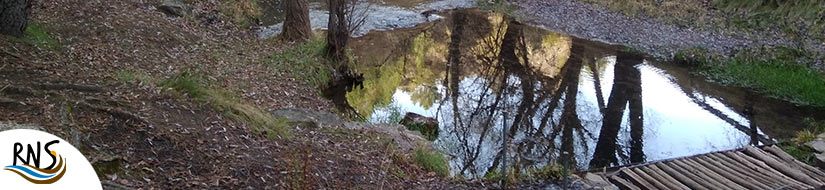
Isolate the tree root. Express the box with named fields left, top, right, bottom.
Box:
left=37, top=83, right=105, bottom=93
left=101, top=180, right=136, bottom=190
left=76, top=101, right=148, bottom=124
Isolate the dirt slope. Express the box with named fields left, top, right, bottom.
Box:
left=0, top=0, right=490, bottom=189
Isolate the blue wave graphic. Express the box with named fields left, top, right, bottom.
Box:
left=4, top=165, right=56, bottom=179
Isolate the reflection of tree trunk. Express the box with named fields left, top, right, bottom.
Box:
left=326, top=0, right=349, bottom=72
left=448, top=11, right=465, bottom=132
left=745, top=95, right=760, bottom=146
left=499, top=20, right=533, bottom=138
left=485, top=19, right=526, bottom=175
left=282, top=0, right=311, bottom=42
left=558, top=55, right=583, bottom=167
left=627, top=57, right=645, bottom=164
left=590, top=52, right=643, bottom=168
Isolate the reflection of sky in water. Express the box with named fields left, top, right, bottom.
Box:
left=579, top=59, right=753, bottom=161
left=368, top=58, right=763, bottom=171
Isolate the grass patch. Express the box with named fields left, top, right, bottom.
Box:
left=265, top=36, right=331, bottom=89
left=580, top=0, right=825, bottom=38
left=413, top=146, right=449, bottom=176
left=698, top=55, right=825, bottom=107
left=116, top=70, right=155, bottom=84
left=218, top=0, right=262, bottom=27
left=795, top=130, right=818, bottom=144
left=779, top=119, right=825, bottom=165
left=779, top=142, right=817, bottom=165
left=678, top=47, right=825, bottom=107
left=715, top=0, right=825, bottom=38
left=6, top=21, right=59, bottom=49
left=484, top=164, right=566, bottom=184
left=160, top=72, right=292, bottom=138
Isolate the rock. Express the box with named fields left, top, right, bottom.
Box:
left=400, top=112, right=437, bottom=126
left=344, top=123, right=431, bottom=152
left=158, top=0, right=184, bottom=17
left=272, top=109, right=432, bottom=152
left=271, top=108, right=345, bottom=128
left=805, top=140, right=825, bottom=153
left=0, top=122, right=45, bottom=131
left=399, top=113, right=439, bottom=141
left=815, top=153, right=825, bottom=168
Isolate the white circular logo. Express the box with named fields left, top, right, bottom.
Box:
left=0, top=129, right=101, bottom=189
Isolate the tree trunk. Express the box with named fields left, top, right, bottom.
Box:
left=281, top=0, right=311, bottom=42
left=0, top=0, right=31, bottom=37
left=326, top=0, right=349, bottom=73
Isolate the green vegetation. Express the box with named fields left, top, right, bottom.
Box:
left=217, top=0, right=262, bottom=27
left=699, top=56, right=825, bottom=107
left=779, top=119, right=825, bottom=165
left=5, top=21, right=60, bottom=49
left=795, top=118, right=825, bottom=144
left=160, top=72, right=292, bottom=138
left=580, top=0, right=825, bottom=38
left=484, top=164, right=566, bottom=184
left=677, top=47, right=825, bottom=107
left=413, top=147, right=449, bottom=176
left=779, top=143, right=817, bottom=164
left=266, top=36, right=331, bottom=89
left=715, top=0, right=825, bottom=37
left=794, top=130, right=818, bottom=145
left=347, top=32, right=445, bottom=119
left=116, top=70, right=155, bottom=84
left=404, top=123, right=438, bottom=141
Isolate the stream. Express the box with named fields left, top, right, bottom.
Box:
left=260, top=2, right=825, bottom=178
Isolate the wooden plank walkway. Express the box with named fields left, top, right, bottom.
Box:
left=582, top=145, right=825, bottom=190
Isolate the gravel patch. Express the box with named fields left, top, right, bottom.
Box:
left=258, top=0, right=475, bottom=39
left=516, top=0, right=805, bottom=59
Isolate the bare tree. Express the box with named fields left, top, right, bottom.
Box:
left=0, top=0, right=31, bottom=37
left=344, top=0, right=371, bottom=35
left=281, top=0, right=311, bottom=42
left=326, top=0, right=349, bottom=73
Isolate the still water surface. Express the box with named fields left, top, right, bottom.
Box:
left=319, top=8, right=824, bottom=177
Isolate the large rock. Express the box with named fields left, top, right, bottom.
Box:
left=271, top=109, right=432, bottom=152
left=399, top=112, right=439, bottom=141
left=400, top=112, right=437, bottom=127
left=344, top=123, right=431, bottom=152
left=158, top=0, right=184, bottom=17
left=815, top=153, right=825, bottom=169
left=271, top=108, right=345, bottom=128
left=805, top=140, right=825, bottom=153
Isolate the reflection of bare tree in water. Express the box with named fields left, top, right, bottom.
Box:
left=442, top=13, right=594, bottom=176
left=441, top=10, right=653, bottom=177
left=590, top=52, right=645, bottom=168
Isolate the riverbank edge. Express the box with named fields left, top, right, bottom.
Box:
left=510, top=0, right=825, bottom=108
